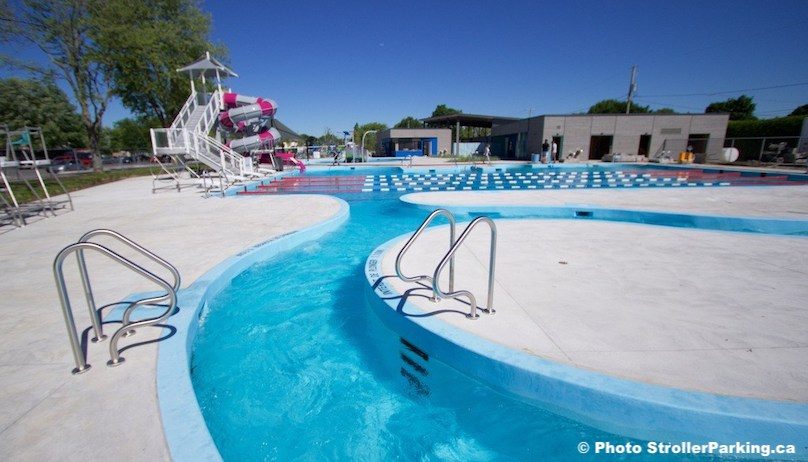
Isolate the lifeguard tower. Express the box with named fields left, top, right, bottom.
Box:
left=1, top=125, right=73, bottom=227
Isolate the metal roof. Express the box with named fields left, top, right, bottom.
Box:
left=421, top=113, right=521, bottom=128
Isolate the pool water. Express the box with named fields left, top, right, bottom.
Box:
left=192, top=168, right=749, bottom=460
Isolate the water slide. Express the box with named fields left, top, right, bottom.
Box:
left=275, top=151, right=306, bottom=172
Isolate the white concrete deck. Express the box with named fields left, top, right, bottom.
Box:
left=0, top=177, right=341, bottom=460
left=383, top=187, right=808, bottom=401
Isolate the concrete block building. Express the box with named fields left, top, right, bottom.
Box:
left=491, top=114, right=729, bottom=161
left=376, top=128, right=452, bottom=157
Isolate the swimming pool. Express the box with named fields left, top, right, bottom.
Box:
left=189, top=165, right=808, bottom=460
left=191, top=194, right=654, bottom=461
left=239, top=164, right=808, bottom=196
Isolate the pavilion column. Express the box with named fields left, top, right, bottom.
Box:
left=455, top=120, right=460, bottom=156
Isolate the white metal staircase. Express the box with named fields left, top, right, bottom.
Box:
left=150, top=90, right=255, bottom=183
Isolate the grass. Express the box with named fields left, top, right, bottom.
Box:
left=448, top=155, right=500, bottom=163
left=4, top=167, right=155, bottom=204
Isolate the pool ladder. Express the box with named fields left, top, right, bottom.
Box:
left=53, top=229, right=180, bottom=374
left=395, top=209, right=497, bottom=319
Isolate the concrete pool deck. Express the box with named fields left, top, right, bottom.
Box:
left=0, top=176, right=342, bottom=460
left=377, top=186, right=808, bottom=401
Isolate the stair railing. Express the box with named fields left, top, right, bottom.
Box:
left=53, top=230, right=179, bottom=374
left=432, top=216, right=497, bottom=319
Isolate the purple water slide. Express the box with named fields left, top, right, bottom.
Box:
left=227, top=127, right=281, bottom=154
left=219, top=92, right=277, bottom=130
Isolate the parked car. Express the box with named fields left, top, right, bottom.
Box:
left=49, top=155, right=86, bottom=173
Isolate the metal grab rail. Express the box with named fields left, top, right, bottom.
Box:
left=433, top=216, right=497, bottom=319
left=395, top=209, right=456, bottom=293
left=53, top=241, right=177, bottom=374
left=76, top=229, right=181, bottom=341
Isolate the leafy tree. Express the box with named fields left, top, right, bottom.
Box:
left=588, top=99, right=650, bottom=114
left=2, top=0, right=111, bottom=170
left=705, top=94, right=756, bottom=120
left=91, top=0, right=224, bottom=127
left=0, top=78, right=87, bottom=147
left=318, top=128, right=339, bottom=147
left=789, top=104, right=808, bottom=117
left=395, top=116, right=422, bottom=128
left=108, top=116, right=160, bottom=151
left=353, top=122, right=387, bottom=153
left=652, top=107, right=676, bottom=114
left=431, top=104, right=461, bottom=117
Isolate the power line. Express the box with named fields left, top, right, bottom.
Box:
left=640, top=81, right=808, bottom=98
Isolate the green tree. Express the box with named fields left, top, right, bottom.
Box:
left=0, top=78, right=87, bottom=147
left=705, top=94, right=756, bottom=121
left=431, top=104, right=461, bottom=117
left=588, top=99, right=650, bottom=114
left=318, top=128, right=339, bottom=147
left=789, top=104, right=808, bottom=117
left=91, top=0, right=224, bottom=127
left=108, top=116, right=160, bottom=151
left=353, top=122, right=387, bottom=153
left=395, top=116, right=422, bottom=128
left=2, top=0, right=111, bottom=170
left=652, top=107, right=676, bottom=114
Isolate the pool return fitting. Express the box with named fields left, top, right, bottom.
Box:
left=395, top=209, right=497, bottom=319
left=53, top=229, right=180, bottom=374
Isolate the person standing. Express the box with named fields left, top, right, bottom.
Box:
left=484, top=144, right=491, bottom=164
left=551, top=140, right=558, bottom=163
left=541, top=139, right=550, bottom=163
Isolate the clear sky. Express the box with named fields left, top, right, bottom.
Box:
left=4, top=0, right=808, bottom=135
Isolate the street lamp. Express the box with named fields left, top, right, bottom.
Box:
left=361, top=130, right=378, bottom=163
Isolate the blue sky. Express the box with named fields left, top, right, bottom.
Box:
left=4, top=0, right=808, bottom=135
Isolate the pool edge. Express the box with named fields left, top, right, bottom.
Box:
left=156, top=196, right=350, bottom=462
left=364, top=232, right=808, bottom=458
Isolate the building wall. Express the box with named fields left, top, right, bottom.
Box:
left=498, top=114, right=729, bottom=160
left=376, top=128, right=452, bottom=155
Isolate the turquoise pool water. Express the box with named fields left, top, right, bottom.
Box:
left=192, top=195, right=634, bottom=460
left=188, top=167, right=781, bottom=460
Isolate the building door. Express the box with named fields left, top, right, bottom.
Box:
left=552, top=136, right=563, bottom=160
left=638, top=134, right=652, bottom=156
left=422, top=139, right=431, bottom=156
left=687, top=134, right=709, bottom=153
left=589, top=135, right=613, bottom=160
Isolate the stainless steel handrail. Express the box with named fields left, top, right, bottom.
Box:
left=395, top=209, right=456, bottom=293
left=53, top=242, right=177, bottom=374
left=433, top=216, right=497, bottom=319
left=76, top=229, right=181, bottom=340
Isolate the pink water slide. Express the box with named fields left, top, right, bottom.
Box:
left=228, top=127, right=281, bottom=154
left=219, top=93, right=277, bottom=130
left=275, top=151, right=306, bottom=172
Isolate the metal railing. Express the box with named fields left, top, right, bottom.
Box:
left=395, top=210, right=497, bottom=319
left=53, top=229, right=179, bottom=374
left=433, top=216, right=497, bottom=319
left=395, top=209, right=456, bottom=294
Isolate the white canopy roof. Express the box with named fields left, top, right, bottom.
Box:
left=176, top=52, right=238, bottom=78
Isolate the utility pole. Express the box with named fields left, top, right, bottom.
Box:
left=626, top=65, right=638, bottom=114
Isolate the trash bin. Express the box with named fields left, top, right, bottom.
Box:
left=531, top=153, right=541, bottom=163
left=272, top=156, right=284, bottom=171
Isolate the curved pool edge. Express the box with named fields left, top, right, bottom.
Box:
left=157, top=196, right=350, bottom=462
left=399, top=192, right=808, bottom=236
left=364, top=233, right=808, bottom=458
